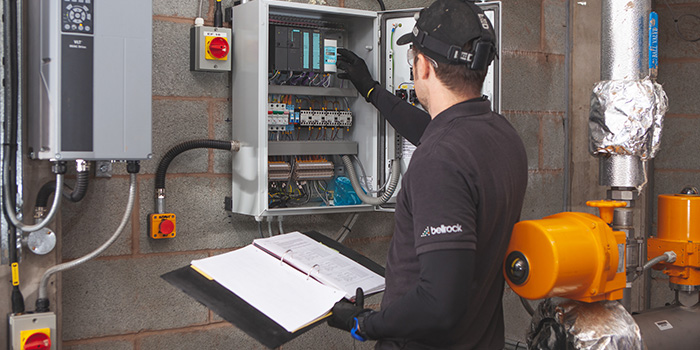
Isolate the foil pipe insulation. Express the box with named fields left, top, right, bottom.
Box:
left=589, top=77, right=667, bottom=162
left=527, top=298, right=643, bottom=350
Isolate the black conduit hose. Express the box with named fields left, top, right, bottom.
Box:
left=35, top=170, right=90, bottom=208
left=377, top=0, right=386, bottom=11
left=155, top=139, right=235, bottom=190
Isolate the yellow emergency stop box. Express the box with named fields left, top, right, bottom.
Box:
left=149, top=213, right=177, bottom=239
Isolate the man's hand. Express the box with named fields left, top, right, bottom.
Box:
left=337, top=48, right=379, bottom=101
left=327, top=288, right=373, bottom=341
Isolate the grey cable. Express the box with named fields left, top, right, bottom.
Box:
left=3, top=160, right=63, bottom=232
left=38, top=173, right=137, bottom=300
left=278, top=216, right=284, bottom=234
left=342, top=155, right=400, bottom=205
left=519, top=296, right=535, bottom=316
left=268, top=218, right=274, bottom=237
left=643, top=251, right=676, bottom=271
left=631, top=251, right=676, bottom=282
left=336, top=213, right=360, bottom=242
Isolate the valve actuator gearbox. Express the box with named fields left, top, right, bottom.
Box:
left=27, top=0, right=152, bottom=161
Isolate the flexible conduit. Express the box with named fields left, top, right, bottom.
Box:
left=35, top=168, right=89, bottom=207
left=36, top=172, right=137, bottom=308
left=155, top=139, right=238, bottom=214
left=3, top=159, right=63, bottom=232
left=342, top=155, right=400, bottom=205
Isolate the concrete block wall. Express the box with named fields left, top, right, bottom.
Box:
left=650, top=0, right=700, bottom=308
left=0, top=0, right=566, bottom=348
left=499, top=0, right=569, bottom=342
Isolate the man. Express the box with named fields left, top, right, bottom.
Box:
left=327, top=0, right=528, bottom=349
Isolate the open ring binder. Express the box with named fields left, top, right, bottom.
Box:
left=162, top=231, right=385, bottom=349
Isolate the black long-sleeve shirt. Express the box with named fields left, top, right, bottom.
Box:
left=368, top=87, right=431, bottom=146
left=361, top=95, right=528, bottom=350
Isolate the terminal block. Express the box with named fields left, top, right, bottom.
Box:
left=269, top=161, right=292, bottom=181
left=293, top=157, right=334, bottom=181
left=149, top=213, right=177, bottom=239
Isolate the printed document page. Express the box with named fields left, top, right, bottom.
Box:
left=191, top=245, right=344, bottom=332
left=253, top=232, right=385, bottom=299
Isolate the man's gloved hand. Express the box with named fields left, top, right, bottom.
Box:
left=337, top=48, right=379, bottom=101
left=327, top=288, right=373, bottom=341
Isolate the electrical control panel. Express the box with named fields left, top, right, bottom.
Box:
left=27, top=0, right=152, bottom=161
left=230, top=0, right=500, bottom=217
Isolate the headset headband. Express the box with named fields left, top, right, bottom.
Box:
left=412, top=1, right=495, bottom=70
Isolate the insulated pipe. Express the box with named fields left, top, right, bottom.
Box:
left=599, top=0, right=651, bottom=189
left=342, top=155, right=400, bottom=206
left=600, top=0, right=651, bottom=309
left=36, top=172, right=138, bottom=309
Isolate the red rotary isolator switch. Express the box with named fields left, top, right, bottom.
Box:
left=23, top=332, right=51, bottom=350
left=207, top=37, right=229, bottom=60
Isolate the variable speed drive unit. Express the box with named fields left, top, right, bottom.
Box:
left=27, top=0, right=153, bottom=161
left=230, top=0, right=500, bottom=217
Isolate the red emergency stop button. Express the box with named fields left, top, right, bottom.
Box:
left=159, top=219, right=175, bottom=235
left=207, top=37, right=229, bottom=59
left=24, top=332, right=51, bottom=350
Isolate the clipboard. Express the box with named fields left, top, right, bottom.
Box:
left=161, top=231, right=385, bottom=349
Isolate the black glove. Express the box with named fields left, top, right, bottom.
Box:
left=327, top=288, right=373, bottom=341
left=337, top=48, right=379, bottom=101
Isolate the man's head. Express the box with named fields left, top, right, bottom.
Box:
left=397, top=0, right=496, bottom=98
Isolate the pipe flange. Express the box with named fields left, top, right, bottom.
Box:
left=669, top=282, right=700, bottom=293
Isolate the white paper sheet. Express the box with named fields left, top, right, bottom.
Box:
left=191, top=245, right=344, bottom=332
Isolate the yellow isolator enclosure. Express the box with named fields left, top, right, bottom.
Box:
left=505, top=202, right=627, bottom=303
left=647, top=194, right=700, bottom=288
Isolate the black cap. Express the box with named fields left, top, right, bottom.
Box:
left=397, top=0, right=496, bottom=69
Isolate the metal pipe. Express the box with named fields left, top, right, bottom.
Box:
left=633, top=303, right=700, bottom=350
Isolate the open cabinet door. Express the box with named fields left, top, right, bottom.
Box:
left=375, top=2, right=502, bottom=212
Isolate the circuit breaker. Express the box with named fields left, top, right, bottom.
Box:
left=27, top=0, right=152, bottom=161
left=230, top=0, right=500, bottom=217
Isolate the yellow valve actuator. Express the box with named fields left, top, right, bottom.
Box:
left=505, top=204, right=627, bottom=303
left=647, top=193, right=700, bottom=288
